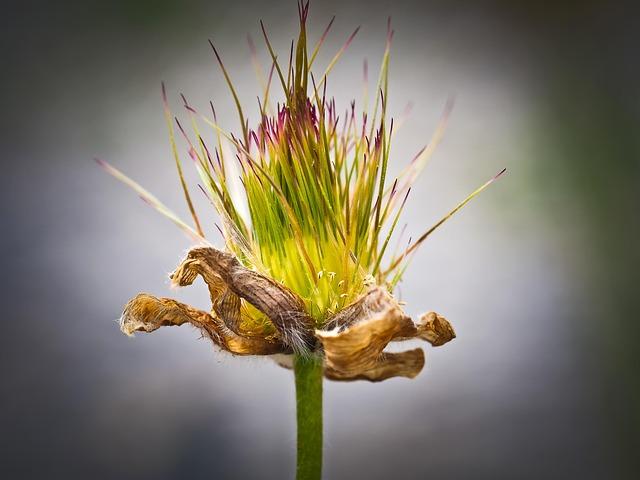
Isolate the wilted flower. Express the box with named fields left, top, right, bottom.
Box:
left=100, top=2, right=503, bottom=478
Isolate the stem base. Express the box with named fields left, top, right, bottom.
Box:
left=294, top=355, right=323, bottom=480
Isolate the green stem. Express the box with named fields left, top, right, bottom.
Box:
left=294, top=354, right=323, bottom=480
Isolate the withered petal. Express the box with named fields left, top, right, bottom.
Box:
left=173, top=247, right=316, bottom=352
left=216, top=288, right=242, bottom=333
left=271, top=350, right=425, bottom=382
left=316, top=304, right=417, bottom=377
left=323, top=286, right=397, bottom=332
left=315, top=287, right=455, bottom=381
left=416, top=312, right=456, bottom=347
left=324, top=349, right=425, bottom=382
left=171, top=256, right=226, bottom=303
left=120, top=293, right=287, bottom=355
left=171, top=251, right=241, bottom=333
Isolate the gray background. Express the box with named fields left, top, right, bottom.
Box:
left=2, top=0, right=639, bottom=478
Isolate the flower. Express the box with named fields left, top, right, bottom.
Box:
left=120, top=245, right=455, bottom=381
left=105, top=0, right=502, bottom=382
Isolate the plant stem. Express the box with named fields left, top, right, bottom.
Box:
left=294, top=354, right=323, bottom=480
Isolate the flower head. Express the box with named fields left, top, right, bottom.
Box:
left=104, top=1, right=503, bottom=381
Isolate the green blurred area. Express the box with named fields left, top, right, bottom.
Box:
left=539, top=64, right=640, bottom=476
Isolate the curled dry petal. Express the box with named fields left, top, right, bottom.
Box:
left=120, top=293, right=287, bottom=355
left=325, top=349, right=425, bottom=382
left=323, top=286, right=396, bottom=332
left=171, top=247, right=316, bottom=352
left=316, top=303, right=416, bottom=378
left=171, top=251, right=242, bottom=333
left=417, top=312, right=456, bottom=346
left=273, top=348, right=426, bottom=383
left=315, top=286, right=454, bottom=381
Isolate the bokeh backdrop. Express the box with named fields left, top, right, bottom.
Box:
left=2, top=0, right=639, bottom=478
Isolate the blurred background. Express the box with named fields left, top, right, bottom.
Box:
left=1, top=0, right=638, bottom=478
